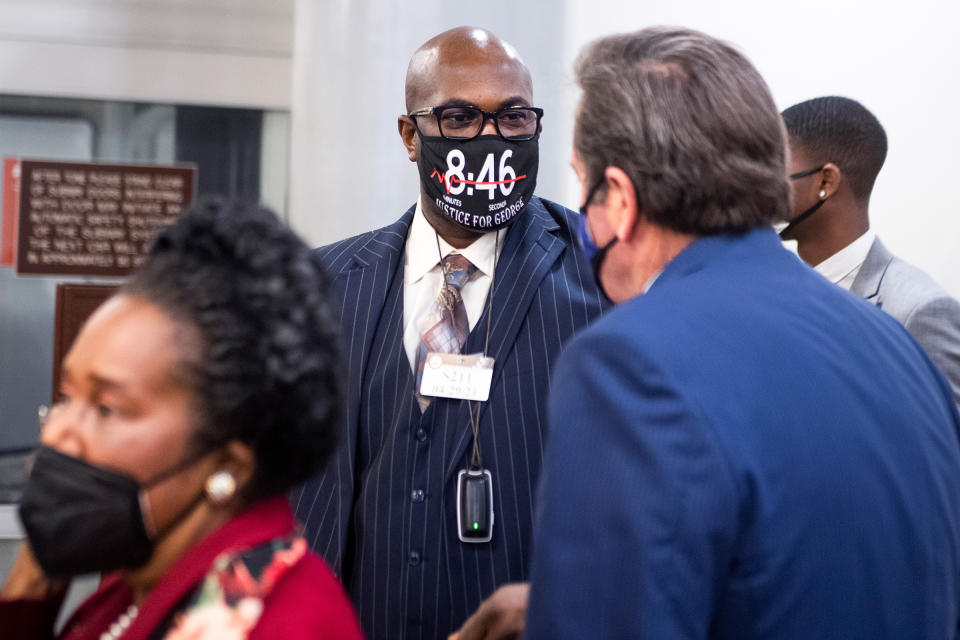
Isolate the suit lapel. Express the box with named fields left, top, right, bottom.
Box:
left=295, top=209, right=412, bottom=574
left=345, top=209, right=413, bottom=272
left=332, top=207, right=412, bottom=366
left=334, top=208, right=411, bottom=512
left=849, top=237, right=894, bottom=307
left=443, top=199, right=565, bottom=479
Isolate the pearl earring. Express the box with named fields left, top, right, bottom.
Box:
left=818, top=190, right=826, bottom=198
left=205, top=470, right=236, bottom=504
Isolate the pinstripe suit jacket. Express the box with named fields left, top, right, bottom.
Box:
left=293, top=196, right=607, bottom=639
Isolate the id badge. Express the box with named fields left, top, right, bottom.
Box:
left=419, top=353, right=494, bottom=402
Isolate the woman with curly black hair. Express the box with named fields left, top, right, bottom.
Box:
left=0, top=200, right=363, bottom=640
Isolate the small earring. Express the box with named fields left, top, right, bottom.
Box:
left=205, top=470, right=236, bottom=504
left=818, top=190, right=827, bottom=198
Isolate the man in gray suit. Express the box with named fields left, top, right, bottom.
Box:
left=780, top=96, right=960, bottom=406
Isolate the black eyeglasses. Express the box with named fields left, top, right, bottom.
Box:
left=789, top=166, right=824, bottom=180
left=408, top=105, right=543, bottom=141
left=579, top=177, right=606, bottom=215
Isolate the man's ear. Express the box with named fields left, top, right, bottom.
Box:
left=398, top=116, right=419, bottom=163
left=603, top=166, right=640, bottom=241
left=819, top=162, right=842, bottom=199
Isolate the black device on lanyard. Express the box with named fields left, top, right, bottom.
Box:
left=436, top=230, right=501, bottom=544
left=457, top=468, right=494, bottom=543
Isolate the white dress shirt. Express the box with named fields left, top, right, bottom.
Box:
left=814, top=229, right=876, bottom=291
left=403, top=199, right=503, bottom=370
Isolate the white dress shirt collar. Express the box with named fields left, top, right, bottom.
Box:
left=814, top=229, right=875, bottom=290
left=402, top=199, right=503, bottom=369
left=405, top=199, right=500, bottom=283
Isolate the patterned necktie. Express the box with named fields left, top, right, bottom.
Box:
left=415, top=253, right=478, bottom=411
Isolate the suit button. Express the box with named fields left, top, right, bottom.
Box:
left=408, top=550, right=421, bottom=566
left=415, top=428, right=428, bottom=442
left=411, top=489, right=425, bottom=503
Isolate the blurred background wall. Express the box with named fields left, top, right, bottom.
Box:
left=3, top=0, right=955, bottom=291
left=0, top=3, right=298, bottom=577
left=288, top=0, right=568, bottom=248
left=0, top=0, right=292, bottom=108
left=562, top=0, right=960, bottom=300
left=287, top=0, right=960, bottom=301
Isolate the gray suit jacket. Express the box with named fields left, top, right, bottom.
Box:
left=851, top=237, right=960, bottom=407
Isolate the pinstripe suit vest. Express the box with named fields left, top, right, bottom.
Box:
left=293, top=198, right=608, bottom=639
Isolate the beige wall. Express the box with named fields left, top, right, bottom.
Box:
left=1, top=0, right=956, bottom=296
left=287, top=0, right=569, bottom=247
left=0, top=0, right=293, bottom=108
left=565, top=1, right=960, bottom=298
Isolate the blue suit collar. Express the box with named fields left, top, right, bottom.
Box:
left=649, top=227, right=782, bottom=292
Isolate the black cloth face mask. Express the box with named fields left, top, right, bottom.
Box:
left=416, top=132, right=539, bottom=232
left=778, top=199, right=826, bottom=238
left=577, top=177, right=616, bottom=303
left=19, top=445, right=208, bottom=578
left=779, top=165, right=826, bottom=238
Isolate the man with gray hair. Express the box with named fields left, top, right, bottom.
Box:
left=526, top=27, right=960, bottom=638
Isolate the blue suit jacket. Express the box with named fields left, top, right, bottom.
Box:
left=293, top=197, right=607, bottom=639
left=527, top=228, right=960, bottom=639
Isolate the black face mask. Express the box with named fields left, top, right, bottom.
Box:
left=417, top=132, right=539, bottom=232
left=19, top=446, right=207, bottom=578
left=777, top=199, right=826, bottom=238
left=577, top=178, right=616, bottom=302
left=779, top=165, right=827, bottom=238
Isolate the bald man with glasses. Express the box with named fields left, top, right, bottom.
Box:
left=293, top=26, right=607, bottom=640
